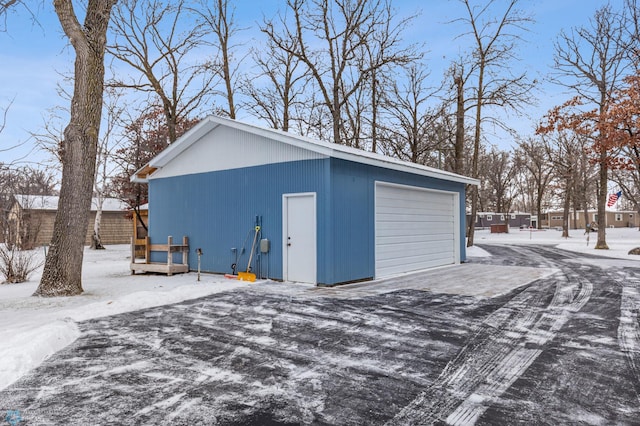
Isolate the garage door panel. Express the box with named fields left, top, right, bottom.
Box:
left=375, top=182, right=457, bottom=278
left=377, top=250, right=454, bottom=268
left=376, top=212, right=454, bottom=223
left=376, top=233, right=454, bottom=245
left=377, top=199, right=453, bottom=212
left=376, top=251, right=457, bottom=276
left=376, top=253, right=455, bottom=277
left=378, top=188, right=452, bottom=201
left=376, top=241, right=455, bottom=258
left=376, top=221, right=454, bottom=234
left=377, top=232, right=456, bottom=243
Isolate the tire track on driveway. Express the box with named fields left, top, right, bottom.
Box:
left=3, top=244, right=639, bottom=424
left=388, top=246, right=593, bottom=426
left=616, top=270, right=640, bottom=402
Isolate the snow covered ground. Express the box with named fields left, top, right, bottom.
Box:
left=469, top=226, right=640, bottom=260
left=0, top=228, right=639, bottom=424
left=0, top=245, right=247, bottom=392
left=0, top=226, right=638, bottom=396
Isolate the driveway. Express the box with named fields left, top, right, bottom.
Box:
left=1, top=245, right=639, bottom=425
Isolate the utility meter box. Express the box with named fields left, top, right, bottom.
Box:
left=260, top=238, right=270, bottom=253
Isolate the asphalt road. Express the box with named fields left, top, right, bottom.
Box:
left=1, top=245, right=639, bottom=425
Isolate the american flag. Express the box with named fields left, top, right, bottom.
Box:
left=607, top=191, right=622, bottom=207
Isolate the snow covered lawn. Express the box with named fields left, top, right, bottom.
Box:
left=0, top=245, right=247, bottom=392
left=470, top=225, right=640, bottom=259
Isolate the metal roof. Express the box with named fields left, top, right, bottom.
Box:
left=132, top=115, right=480, bottom=186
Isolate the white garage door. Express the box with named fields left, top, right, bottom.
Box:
left=375, top=182, right=458, bottom=278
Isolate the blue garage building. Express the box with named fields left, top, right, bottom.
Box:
left=133, top=116, right=478, bottom=286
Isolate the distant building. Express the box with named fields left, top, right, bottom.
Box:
left=541, top=210, right=639, bottom=229
left=7, top=194, right=132, bottom=249
left=467, top=212, right=532, bottom=230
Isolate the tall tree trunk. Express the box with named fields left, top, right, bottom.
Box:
left=595, top=91, right=609, bottom=249
left=91, top=197, right=105, bottom=250
left=562, top=176, right=571, bottom=238
left=454, top=74, right=465, bottom=175
left=595, top=152, right=609, bottom=248
left=332, top=85, right=342, bottom=144
left=34, top=0, right=115, bottom=297
left=536, top=186, right=544, bottom=229
left=371, top=68, right=378, bottom=153
left=466, top=64, right=484, bottom=248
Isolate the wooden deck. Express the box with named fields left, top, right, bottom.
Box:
left=130, top=236, right=189, bottom=276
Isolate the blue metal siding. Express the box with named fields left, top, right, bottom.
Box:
left=324, top=169, right=373, bottom=284
left=148, top=159, right=329, bottom=281
left=327, top=158, right=468, bottom=282
left=148, top=156, right=467, bottom=286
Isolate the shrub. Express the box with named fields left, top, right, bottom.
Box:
left=0, top=244, right=44, bottom=284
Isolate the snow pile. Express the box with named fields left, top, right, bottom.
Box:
left=0, top=245, right=247, bottom=391
left=0, top=319, right=80, bottom=393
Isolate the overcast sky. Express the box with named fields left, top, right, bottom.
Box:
left=0, top=0, right=607, bottom=168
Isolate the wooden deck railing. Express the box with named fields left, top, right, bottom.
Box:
left=130, top=235, right=189, bottom=276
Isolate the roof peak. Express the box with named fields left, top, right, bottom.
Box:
left=133, top=115, right=479, bottom=186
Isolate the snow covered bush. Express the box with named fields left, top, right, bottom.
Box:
left=0, top=244, right=43, bottom=284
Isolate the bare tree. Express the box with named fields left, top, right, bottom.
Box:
left=451, top=63, right=467, bottom=176
left=357, top=3, right=419, bottom=152
left=289, top=81, right=334, bottom=140
left=0, top=98, right=26, bottom=157
left=30, top=85, right=123, bottom=250
left=0, top=0, right=28, bottom=32
left=34, top=0, right=117, bottom=297
left=31, top=105, right=67, bottom=168
left=516, top=138, right=554, bottom=228
left=196, top=0, right=246, bottom=119
left=263, top=0, right=415, bottom=146
left=455, top=0, right=535, bottom=247
left=625, top=0, right=640, bottom=62
left=541, top=133, right=578, bottom=237
left=110, top=104, right=198, bottom=219
left=483, top=148, right=516, bottom=218
left=0, top=98, right=9, bottom=136
left=551, top=4, right=633, bottom=248
left=378, top=63, right=446, bottom=165
left=0, top=1, right=18, bottom=13
left=341, top=70, right=368, bottom=149
left=91, top=88, right=126, bottom=250
left=108, top=0, right=211, bottom=143
left=243, top=32, right=310, bottom=132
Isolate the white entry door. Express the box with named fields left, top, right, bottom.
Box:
left=283, top=193, right=317, bottom=283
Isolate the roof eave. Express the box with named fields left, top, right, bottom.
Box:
left=329, top=150, right=479, bottom=186
left=130, top=164, right=158, bottom=183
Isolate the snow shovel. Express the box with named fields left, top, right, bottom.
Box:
left=238, top=226, right=260, bottom=282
